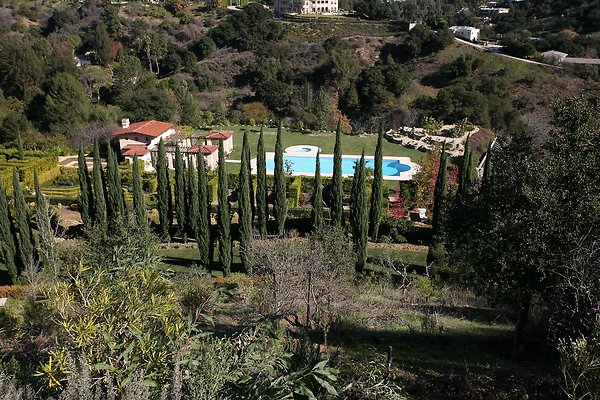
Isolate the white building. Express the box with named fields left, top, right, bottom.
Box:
left=450, top=26, right=480, bottom=42
left=540, top=50, right=568, bottom=64
left=112, top=120, right=230, bottom=172
left=275, top=0, right=338, bottom=15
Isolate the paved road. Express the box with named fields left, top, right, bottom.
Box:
left=454, top=37, right=562, bottom=69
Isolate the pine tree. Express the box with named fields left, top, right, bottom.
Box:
left=350, top=152, right=368, bottom=274
left=174, top=144, right=187, bottom=242
left=34, top=168, right=56, bottom=267
left=0, top=179, right=18, bottom=283
left=132, top=155, right=147, bottom=227
left=217, top=142, right=232, bottom=275
left=12, top=168, right=34, bottom=267
left=311, top=151, right=323, bottom=233
left=92, top=140, right=107, bottom=229
left=156, top=138, right=171, bottom=239
left=427, top=142, right=449, bottom=269
left=369, top=125, right=384, bottom=240
left=256, top=128, right=268, bottom=239
left=106, top=145, right=125, bottom=222
left=77, top=146, right=93, bottom=227
left=197, top=153, right=211, bottom=268
left=331, top=119, right=343, bottom=226
left=238, top=132, right=253, bottom=273
left=273, top=121, right=287, bottom=236
left=458, top=135, right=476, bottom=198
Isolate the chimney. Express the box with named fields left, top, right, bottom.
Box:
left=121, top=118, right=130, bottom=129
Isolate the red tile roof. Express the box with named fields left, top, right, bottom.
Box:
left=200, top=145, right=219, bottom=155
left=122, top=145, right=150, bottom=156
left=206, top=131, right=233, bottom=140
left=112, top=120, right=174, bottom=138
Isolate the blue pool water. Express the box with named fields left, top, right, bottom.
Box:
left=265, top=155, right=411, bottom=177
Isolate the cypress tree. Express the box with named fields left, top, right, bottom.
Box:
left=331, top=119, right=343, bottom=226
left=174, top=144, right=187, bottom=242
left=156, top=138, right=171, bottom=239
left=238, top=132, right=253, bottom=273
left=131, top=155, right=147, bottom=227
left=217, top=142, right=232, bottom=275
left=0, top=179, right=18, bottom=283
left=458, top=135, right=475, bottom=197
left=311, top=151, right=323, bottom=233
left=369, top=125, right=384, bottom=241
left=34, top=168, right=56, bottom=267
left=77, top=146, right=93, bottom=227
left=273, top=121, right=287, bottom=236
left=92, top=140, right=107, bottom=229
left=427, top=142, right=449, bottom=269
left=482, top=142, right=493, bottom=189
left=12, top=168, right=34, bottom=267
left=106, top=145, right=125, bottom=222
left=256, top=128, right=268, bottom=239
left=17, top=131, right=24, bottom=160
left=350, top=152, right=368, bottom=274
left=244, top=132, right=255, bottom=220
left=197, top=153, right=211, bottom=268
left=187, top=158, right=200, bottom=243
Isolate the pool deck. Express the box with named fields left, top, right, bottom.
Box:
left=251, top=152, right=420, bottom=181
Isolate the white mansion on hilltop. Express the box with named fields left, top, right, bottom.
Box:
left=275, top=0, right=338, bottom=15
left=112, top=119, right=233, bottom=172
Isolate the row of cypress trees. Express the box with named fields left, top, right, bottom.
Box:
left=0, top=167, right=58, bottom=284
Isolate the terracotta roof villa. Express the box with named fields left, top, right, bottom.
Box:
left=111, top=119, right=234, bottom=171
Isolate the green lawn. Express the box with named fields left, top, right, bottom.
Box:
left=196, top=125, right=426, bottom=167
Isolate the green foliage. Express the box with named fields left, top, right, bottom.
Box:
left=174, top=145, right=187, bottom=242
left=217, top=142, right=232, bottom=275
left=106, top=146, right=125, bottom=224
left=43, top=72, right=90, bottom=135
left=156, top=139, right=171, bottom=240
left=331, top=120, right=343, bottom=227
left=350, top=152, right=368, bottom=274
left=256, top=128, right=268, bottom=239
left=196, top=153, right=211, bottom=268
left=0, top=179, right=17, bottom=284
left=131, top=155, right=147, bottom=228
left=238, top=132, right=253, bottom=273
left=12, top=168, right=33, bottom=268
left=311, top=152, right=324, bottom=234
left=209, top=3, right=284, bottom=51
left=91, top=141, right=107, bottom=230
left=427, top=143, right=448, bottom=271
left=273, top=122, right=287, bottom=236
left=369, top=127, right=384, bottom=240
left=76, top=147, right=93, bottom=227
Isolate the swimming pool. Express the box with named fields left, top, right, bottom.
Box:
left=261, top=154, right=416, bottom=180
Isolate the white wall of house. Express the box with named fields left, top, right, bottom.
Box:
left=453, top=26, right=480, bottom=42
left=206, top=137, right=233, bottom=154
left=116, top=128, right=176, bottom=151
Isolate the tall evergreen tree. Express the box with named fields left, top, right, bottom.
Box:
left=427, top=142, right=449, bottom=270
left=77, top=146, right=94, bottom=227
left=458, top=135, right=476, bottom=197
left=92, top=140, right=107, bottom=229
left=12, top=168, right=34, bottom=266
left=369, top=125, right=384, bottom=240
left=331, top=119, right=343, bottom=226
left=0, top=179, right=18, bottom=283
left=197, top=153, right=211, bottom=268
left=131, top=155, right=147, bottom=227
left=482, top=142, right=493, bottom=191
left=273, top=121, right=287, bottom=236
left=106, top=145, right=125, bottom=222
left=256, top=128, right=268, bottom=239
left=187, top=158, right=200, bottom=244
left=350, top=152, right=368, bottom=274
left=156, top=138, right=171, bottom=239
left=243, top=132, right=255, bottom=220
left=174, top=144, right=187, bottom=242
left=311, top=151, right=324, bottom=233
left=17, top=131, right=24, bottom=160
left=217, top=142, right=232, bottom=275
left=34, top=168, right=56, bottom=268
left=238, top=132, right=253, bottom=273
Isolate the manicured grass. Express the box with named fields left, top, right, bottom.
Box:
left=367, top=245, right=428, bottom=267
left=197, top=125, right=426, bottom=167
